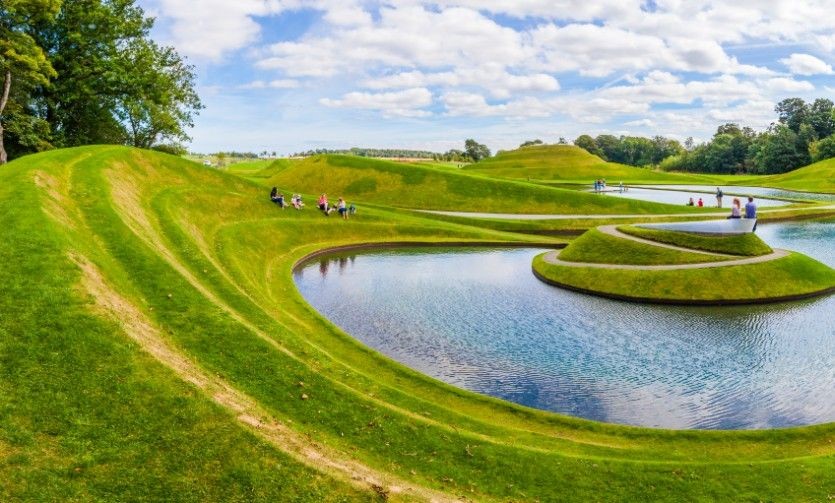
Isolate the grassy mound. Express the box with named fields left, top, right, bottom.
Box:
left=2, top=145, right=835, bottom=501
left=618, top=225, right=774, bottom=256
left=465, top=144, right=723, bottom=184
left=534, top=252, right=835, bottom=304
left=760, top=157, right=835, bottom=193
left=558, top=228, right=734, bottom=265
left=265, top=154, right=702, bottom=215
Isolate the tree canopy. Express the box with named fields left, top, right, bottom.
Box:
left=0, top=0, right=201, bottom=163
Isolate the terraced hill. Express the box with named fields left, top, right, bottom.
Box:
left=465, top=144, right=720, bottom=183
left=265, top=154, right=702, bottom=215
left=2, top=145, right=834, bottom=501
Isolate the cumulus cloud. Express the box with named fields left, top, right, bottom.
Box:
left=779, top=53, right=834, bottom=75
left=320, top=88, right=433, bottom=117
left=240, top=79, right=300, bottom=89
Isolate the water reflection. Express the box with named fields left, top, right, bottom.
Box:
left=294, top=221, right=835, bottom=429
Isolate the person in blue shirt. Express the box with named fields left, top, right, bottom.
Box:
left=745, top=197, right=757, bottom=218
left=745, top=196, right=757, bottom=231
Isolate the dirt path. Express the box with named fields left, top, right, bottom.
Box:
left=70, top=252, right=461, bottom=503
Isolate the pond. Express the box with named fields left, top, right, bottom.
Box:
left=294, top=220, right=835, bottom=430
left=596, top=186, right=790, bottom=207
left=637, top=185, right=835, bottom=203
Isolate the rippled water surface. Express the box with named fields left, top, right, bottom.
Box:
left=294, top=220, right=835, bottom=429
left=637, top=185, right=835, bottom=203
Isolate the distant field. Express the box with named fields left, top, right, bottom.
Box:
left=756, top=157, right=835, bottom=193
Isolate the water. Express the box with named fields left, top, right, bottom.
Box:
left=294, top=220, right=835, bottom=429
left=597, top=186, right=790, bottom=207
left=636, top=185, right=835, bottom=203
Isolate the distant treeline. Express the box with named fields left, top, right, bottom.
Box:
left=291, top=147, right=437, bottom=159
left=573, top=97, right=835, bottom=174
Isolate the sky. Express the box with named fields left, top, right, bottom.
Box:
left=136, top=0, right=835, bottom=155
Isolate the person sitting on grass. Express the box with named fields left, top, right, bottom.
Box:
left=276, top=193, right=286, bottom=208
left=697, top=197, right=704, bottom=207
left=270, top=187, right=279, bottom=202
left=348, top=203, right=357, bottom=215
left=727, top=197, right=741, bottom=219
left=337, top=197, right=349, bottom=220
left=291, top=194, right=304, bottom=209
left=318, top=193, right=330, bottom=215
left=687, top=197, right=695, bottom=206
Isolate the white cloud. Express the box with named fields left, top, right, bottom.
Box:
left=240, top=79, right=300, bottom=89
left=320, top=88, right=433, bottom=117
left=779, top=53, right=833, bottom=75
left=762, top=77, right=815, bottom=92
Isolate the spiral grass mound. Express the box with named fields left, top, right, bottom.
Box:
left=2, top=146, right=835, bottom=501
left=534, top=224, right=835, bottom=305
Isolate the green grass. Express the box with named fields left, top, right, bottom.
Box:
left=265, top=154, right=710, bottom=215
left=558, top=228, right=734, bottom=265
left=534, top=251, right=835, bottom=302
left=618, top=225, right=774, bottom=256
left=2, top=145, right=835, bottom=502
left=756, top=157, right=835, bottom=193
left=466, top=145, right=729, bottom=184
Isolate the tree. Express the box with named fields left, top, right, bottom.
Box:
left=519, top=139, right=543, bottom=148
left=810, top=134, right=835, bottom=162
left=573, top=134, right=601, bottom=157
left=0, top=0, right=61, bottom=163
left=808, top=98, right=835, bottom=140
left=751, top=125, right=809, bottom=174
left=594, top=134, right=619, bottom=161
left=32, top=0, right=201, bottom=149
left=464, top=139, right=490, bottom=162
left=775, top=98, right=809, bottom=133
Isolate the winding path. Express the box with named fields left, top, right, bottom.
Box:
left=542, top=225, right=790, bottom=270
left=419, top=204, right=835, bottom=220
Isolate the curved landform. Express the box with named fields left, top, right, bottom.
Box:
left=265, top=153, right=711, bottom=215
left=534, top=224, right=835, bottom=305
left=3, top=146, right=835, bottom=502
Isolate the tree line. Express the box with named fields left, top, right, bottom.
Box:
left=291, top=147, right=438, bottom=159
left=0, top=0, right=201, bottom=164
left=570, top=97, right=835, bottom=174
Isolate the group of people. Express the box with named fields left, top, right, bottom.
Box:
left=270, top=188, right=305, bottom=209
left=593, top=179, right=627, bottom=193
left=727, top=196, right=757, bottom=220
left=317, top=193, right=355, bottom=219
left=271, top=188, right=355, bottom=218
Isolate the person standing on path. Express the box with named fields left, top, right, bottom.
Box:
left=716, top=187, right=724, bottom=208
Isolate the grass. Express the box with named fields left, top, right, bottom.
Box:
left=265, top=154, right=710, bottom=215
left=558, top=228, right=735, bottom=265
left=756, top=157, right=835, bottom=193
left=618, top=225, right=774, bottom=256
left=465, top=145, right=730, bottom=184
left=534, top=251, right=835, bottom=302
left=1, top=145, right=834, bottom=501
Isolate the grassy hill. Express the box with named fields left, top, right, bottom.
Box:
left=2, top=145, right=834, bottom=501
left=465, top=144, right=724, bottom=183
left=759, top=157, right=835, bottom=193
left=266, top=154, right=704, bottom=215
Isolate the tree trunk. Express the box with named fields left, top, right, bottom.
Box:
left=0, top=70, right=11, bottom=164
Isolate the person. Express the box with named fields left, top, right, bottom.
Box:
left=745, top=197, right=757, bottom=218
left=337, top=197, right=348, bottom=220
left=715, top=187, right=724, bottom=208
left=697, top=197, right=704, bottom=207
left=618, top=181, right=624, bottom=193
left=593, top=180, right=599, bottom=193
left=276, top=193, right=286, bottom=208
left=270, top=187, right=279, bottom=202
left=745, top=196, right=757, bottom=231
left=291, top=194, right=304, bottom=209
left=318, top=193, right=329, bottom=215
left=348, top=203, right=357, bottom=215
left=727, top=197, right=741, bottom=219
left=687, top=197, right=695, bottom=206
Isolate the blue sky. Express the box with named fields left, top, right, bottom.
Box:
left=138, top=0, right=835, bottom=155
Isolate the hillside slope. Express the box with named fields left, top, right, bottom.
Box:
left=1, top=146, right=833, bottom=501
left=466, top=144, right=722, bottom=183
left=760, top=157, right=835, bottom=193
left=266, top=154, right=702, bottom=215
